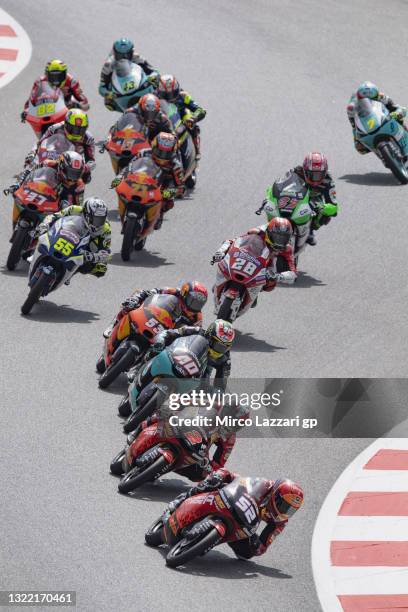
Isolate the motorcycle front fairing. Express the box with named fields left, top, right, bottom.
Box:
left=28, top=217, right=89, bottom=292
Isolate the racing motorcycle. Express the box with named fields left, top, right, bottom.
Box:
left=114, top=161, right=163, bottom=260
left=24, top=81, right=68, bottom=139
left=353, top=97, right=408, bottom=184
left=213, top=233, right=294, bottom=322
left=145, top=476, right=263, bottom=567
left=97, top=294, right=180, bottom=389
left=111, top=420, right=212, bottom=494
left=100, top=112, right=150, bottom=173
left=5, top=167, right=61, bottom=271
left=105, top=59, right=154, bottom=112
left=160, top=99, right=197, bottom=188
left=122, top=335, right=208, bottom=434
left=21, top=215, right=95, bottom=315
left=256, top=172, right=337, bottom=269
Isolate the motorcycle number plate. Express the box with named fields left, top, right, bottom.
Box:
left=37, top=103, right=55, bottom=116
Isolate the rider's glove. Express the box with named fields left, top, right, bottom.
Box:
left=24, top=152, right=36, bottom=167
left=265, top=268, right=277, bottom=282
left=193, top=108, right=206, bottom=122
left=6, top=182, right=20, bottom=195
left=146, top=72, right=160, bottom=87
left=390, top=106, right=407, bottom=122
left=183, top=116, right=195, bottom=130
left=83, top=250, right=96, bottom=263
left=121, top=296, right=141, bottom=312
left=162, top=188, right=177, bottom=200
left=211, top=250, right=225, bottom=265
left=20, top=111, right=27, bottom=123
left=79, top=101, right=90, bottom=111
left=35, top=222, right=48, bottom=236
left=83, top=251, right=109, bottom=264
left=111, top=176, right=122, bottom=189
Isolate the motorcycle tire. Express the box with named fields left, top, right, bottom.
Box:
left=98, top=348, right=135, bottom=389
left=110, top=449, right=126, bottom=475
left=7, top=225, right=30, bottom=271
left=121, top=216, right=138, bottom=262
left=381, top=144, right=408, bottom=184
left=218, top=296, right=234, bottom=322
left=21, top=272, right=48, bottom=315
left=166, top=526, right=223, bottom=568
left=185, top=171, right=196, bottom=189
left=123, top=388, right=167, bottom=433
left=96, top=355, right=106, bottom=374
left=118, top=453, right=172, bottom=494
left=145, top=518, right=165, bottom=547
left=118, top=394, right=131, bottom=417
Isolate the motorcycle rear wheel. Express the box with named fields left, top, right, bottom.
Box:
left=166, top=527, right=222, bottom=568
left=21, top=272, right=48, bottom=315
left=218, top=296, right=234, bottom=322
left=98, top=348, right=135, bottom=389
left=118, top=454, right=172, bottom=494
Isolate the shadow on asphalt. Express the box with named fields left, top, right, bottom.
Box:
left=293, top=271, right=326, bottom=288
left=338, top=172, right=398, bottom=186
left=1, top=264, right=28, bottom=277
left=109, top=251, right=174, bottom=268
left=97, top=376, right=129, bottom=396
left=24, top=301, right=100, bottom=323
left=152, top=546, right=292, bottom=579
left=233, top=330, right=286, bottom=353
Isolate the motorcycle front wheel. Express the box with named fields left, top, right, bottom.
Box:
left=21, top=272, right=49, bottom=315
left=7, top=225, right=30, bottom=271
left=166, top=526, right=223, bottom=568
left=118, top=453, right=173, bottom=494
left=98, top=348, right=136, bottom=389
left=123, top=387, right=167, bottom=433
left=380, top=143, right=408, bottom=184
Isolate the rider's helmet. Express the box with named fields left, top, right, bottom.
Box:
left=265, top=217, right=293, bottom=251
left=157, top=74, right=180, bottom=102
left=206, top=319, right=235, bottom=360
left=356, top=81, right=379, bottom=100
left=260, top=479, right=304, bottom=522
left=138, top=94, right=161, bottom=124
left=302, top=151, right=328, bottom=186
left=45, top=59, right=67, bottom=87
left=113, top=38, right=134, bottom=61
left=57, top=151, right=84, bottom=185
left=83, top=197, right=108, bottom=235
left=151, top=132, right=178, bottom=168
left=180, top=281, right=208, bottom=315
left=64, top=109, right=88, bottom=142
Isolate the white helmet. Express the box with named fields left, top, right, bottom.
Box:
left=83, top=197, right=107, bottom=235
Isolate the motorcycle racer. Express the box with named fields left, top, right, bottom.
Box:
left=125, top=94, right=175, bottom=142
left=6, top=152, right=86, bottom=233
left=98, top=38, right=158, bottom=102
left=148, top=318, right=235, bottom=392
left=103, top=281, right=208, bottom=338
left=261, top=152, right=338, bottom=246
left=157, top=74, right=206, bottom=160
left=212, top=217, right=297, bottom=299
left=165, top=468, right=304, bottom=559
left=36, top=197, right=111, bottom=278
left=347, top=81, right=408, bottom=157
left=120, top=401, right=249, bottom=481
left=25, top=110, right=96, bottom=184
left=21, top=59, right=89, bottom=123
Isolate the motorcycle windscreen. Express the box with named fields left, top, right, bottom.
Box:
left=38, top=133, right=75, bottom=161
left=160, top=100, right=181, bottom=129
left=235, top=234, right=269, bottom=259
left=127, top=157, right=160, bottom=180
left=169, top=335, right=208, bottom=376
left=27, top=166, right=59, bottom=189
left=144, top=294, right=180, bottom=321
left=50, top=216, right=88, bottom=253
left=112, top=59, right=143, bottom=94
left=273, top=171, right=308, bottom=200
left=355, top=98, right=386, bottom=133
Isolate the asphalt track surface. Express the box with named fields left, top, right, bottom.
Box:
left=1, top=1, right=407, bottom=610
